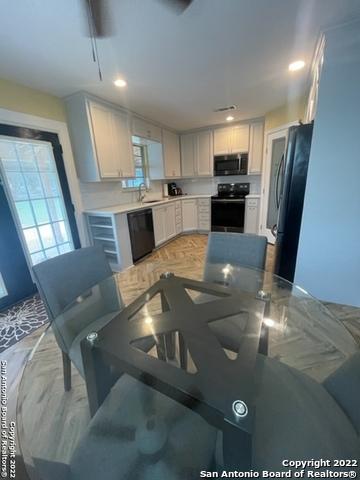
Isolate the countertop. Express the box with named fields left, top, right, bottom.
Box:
left=84, top=194, right=212, bottom=216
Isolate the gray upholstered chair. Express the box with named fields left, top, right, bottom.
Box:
left=203, top=232, right=267, bottom=352
left=204, top=232, right=267, bottom=282
left=32, top=246, right=152, bottom=391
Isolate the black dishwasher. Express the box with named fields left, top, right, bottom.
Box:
left=127, top=209, right=155, bottom=263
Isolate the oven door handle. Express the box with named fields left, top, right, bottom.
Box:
left=211, top=198, right=245, bottom=203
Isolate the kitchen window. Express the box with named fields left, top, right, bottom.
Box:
left=122, top=143, right=148, bottom=189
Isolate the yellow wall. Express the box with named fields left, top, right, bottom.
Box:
left=0, top=78, right=66, bottom=122
left=265, top=96, right=306, bottom=131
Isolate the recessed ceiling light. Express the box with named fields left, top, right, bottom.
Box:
left=114, top=78, right=127, bottom=88
left=226, top=115, right=234, bottom=122
left=288, top=60, right=305, bottom=72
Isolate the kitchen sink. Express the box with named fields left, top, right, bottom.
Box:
left=142, top=200, right=160, bottom=204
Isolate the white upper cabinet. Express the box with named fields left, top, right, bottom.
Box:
left=231, top=125, right=249, bottom=153
left=248, top=122, right=264, bottom=174
left=180, top=131, right=213, bottom=177
left=180, top=133, right=196, bottom=177
left=213, top=128, right=230, bottom=155
left=162, top=129, right=181, bottom=178
left=89, top=102, right=118, bottom=178
left=65, top=93, right=133, bottom=182
left=111, top=110, right=134, bottom=178
left=196, top=131, right=213, bottom=176
left=213, top=125, right=249, bottom=155
left=132, top=117, right=162, bottom=143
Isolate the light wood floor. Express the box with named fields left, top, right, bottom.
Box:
left=3, top=233, right=360, bottom=479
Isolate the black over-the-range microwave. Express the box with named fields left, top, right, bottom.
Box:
left=214, top=153, right=248, bottom=176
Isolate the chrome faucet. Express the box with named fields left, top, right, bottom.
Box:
left=138, top=182, right=147, bottom=203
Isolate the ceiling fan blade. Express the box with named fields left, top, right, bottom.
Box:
left=159, top=0, right=194, bottom=14
left=82, top=0, right=113, bottom=37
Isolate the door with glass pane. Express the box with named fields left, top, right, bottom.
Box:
left=0, top=124, right=80, bottom=310
left=260, top=128, right=288, bottom=243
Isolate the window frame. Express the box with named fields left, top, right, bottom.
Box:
left=121, top=142, right=149, bottom=190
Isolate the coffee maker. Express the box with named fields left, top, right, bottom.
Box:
left=167, top=182, right=182, bottom=196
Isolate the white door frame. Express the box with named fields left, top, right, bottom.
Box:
left=0, top=107, right=87, bottom=245
left=260, top=121, right=298, bottom=243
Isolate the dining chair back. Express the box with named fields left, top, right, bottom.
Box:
left=203, top=232, right=267, bottom=286
left=203, top=232, right=268, bottom=353
left=32, top=246, right=123, bottom=389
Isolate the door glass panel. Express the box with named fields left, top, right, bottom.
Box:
left=0, top=273, right=7, bottom=299
left=266, top=137, right=286, bottom=229
left=38, top=224, right=56, bottom=248
left=15, top=201, right=36, bottom=228
left=23, top=172, right=44, bottom=198
left=0, top=137, right=74, bottom=266
left=6, top=172, right=28, bottom=200
left=23, top=228, right=42, bottom=253
left=32, top=199, right=50, bottom=225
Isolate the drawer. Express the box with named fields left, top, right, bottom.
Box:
left=246, top=199, right=258, bottom=207
left=198, top=206, right=210, bottom=213
left=198, top=199, right=210, bottom=206
left=198, top=212, right=210, bottom=221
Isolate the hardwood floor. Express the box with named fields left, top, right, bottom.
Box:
left=2, top=233, right=360, bottom=479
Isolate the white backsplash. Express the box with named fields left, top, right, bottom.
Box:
left=80, top=176, right=261, bottom=210
left=176, top=175, right=262, bottom=195
left=80, top=180, right=164, bottom=210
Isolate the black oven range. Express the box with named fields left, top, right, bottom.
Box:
left=211, top=183, right=250, bottom=233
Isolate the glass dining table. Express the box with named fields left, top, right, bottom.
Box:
left=17, top=260, right=360, bottom=480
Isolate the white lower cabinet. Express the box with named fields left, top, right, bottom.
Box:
left=153, top=206, right=167, bottom=246
left=165, top=203, right=177, bottom=240
left=244, top=198, right=260, bottom=234
left=153, top=203, right=177, bottom=246
left=182, top=199, right=199, bottom=231
left=197, top=198, right=211, bottom=231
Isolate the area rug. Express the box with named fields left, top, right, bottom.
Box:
left=0, top=295, right=49, bottom=353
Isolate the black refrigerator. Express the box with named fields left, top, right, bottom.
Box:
left=273, top=122, right=314, bottom=282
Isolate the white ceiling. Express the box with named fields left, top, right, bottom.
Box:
left=1, top=0, right=360, bottom=130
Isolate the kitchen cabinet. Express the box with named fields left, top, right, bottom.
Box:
left=213, top=125, right=249, bottom=155
left=175, top=200, right=182, bottom=234
left=180, top=133, right=196, bottom=176
left=85, top=212, right=133, bottom=271
left=64, top=93, right=133, bottom=182
left=162, top=129, right=181, bottom=178
left=196, top=131, right=213, bottom=176
left=248, top=122, right=264, bottom=174
left=153, top=203, right=177, bottom=246
left=165, top=203, right=177, bottom=239
left=244, top=197, right=260, bottom=234
left=197, top=198, right=211, bottom=231
left=132, top=117, right=162, bottom=143
left=182, top=199, right=198, bottom=231
left=112, top=110, right=135, bottom=177
left=180, top=131, right=213, bottom=177
left=153, top=206, right=167, bottom=246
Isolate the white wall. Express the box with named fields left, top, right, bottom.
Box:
left=295, top=20, right=360, bottom=307
left=80, top=180, right=164, bottom=210
left=177, top=175, right=261, bottom=196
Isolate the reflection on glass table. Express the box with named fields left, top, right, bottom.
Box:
left=17, top=263, right=360, bottom=480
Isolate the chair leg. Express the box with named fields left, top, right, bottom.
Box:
left=62, top=351, right=72, bottom=392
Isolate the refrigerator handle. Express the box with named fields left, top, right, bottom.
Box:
left=275, top=153, right=285, bottom=209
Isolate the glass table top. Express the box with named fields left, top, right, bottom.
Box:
left=17, top=261, right=360, bottom=479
